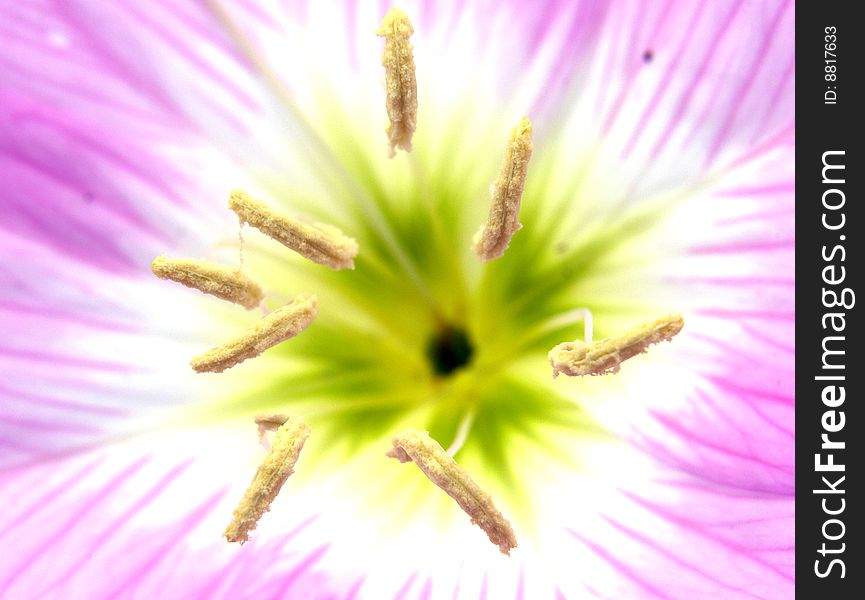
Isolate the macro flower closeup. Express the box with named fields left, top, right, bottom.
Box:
left=0, top=1, right=793, bottom=598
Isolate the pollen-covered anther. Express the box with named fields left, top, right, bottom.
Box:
left=229, top=190, right=358, bottom=270
left=255, top=413, right=290, bottom=448
left=376, top=8, right=417, bottom=157
left=387, top=429, right=518, bottom=555
left=224, top=416, right=311, bottom=544
left=151, top=255, right=264, bottom=309
left=190, top=294, right=318, bottom=373
left=472, top=117, right=533, bottom=262
left=255, top=413, right=290, bottom=436
left=548, top=314, right=684, bottom=378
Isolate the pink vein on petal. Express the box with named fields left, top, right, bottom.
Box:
left=417, top=577, right=433, bottom=600
left=693, top=387, right=793, bottom=448
left=515, top=567, right=525, bottom=600
left=701, top=372, right=793, bottom=408
left=715, top=181, right=795, bottom=198
left=343, top=576, right=366, bottom=600
left=705, top=0, right=791, bottom=164
left=115, top=5, right=258, bottom=112
left=751, top=53, right=795, bottom=145
left=665, top=275, right=793, bottom=287
left=196, top=515, right=319, bottom=599
left=601, top=515, right=773, bottom=600
left=267, top=544, right=330, bottom=598
left=0, top=382, right=128, bottom=417
left=618, top=1, right=705, bottom=154
left=600, top=0, right=673, bottom=134
left=394, top=572, right=419, bottom=600
left=531, top=1, right=609, bottom=117
left=0, top=457, right=103, bottom=539
left=34, top=459, right=194, bottom=597
left=0, top=411, right=103, bottom=436
left=0, top=346, right=140, bottom=372
left=739, top=323, right=794, bottom=355
left=714, top=207, right=793, bottom=228
left=0, top=456, right=150, bottom=591
left=99, top=488, right=227, bottom=599
left=646, top=0, right=745, bottom=162
left=647, top=409, right=791, bottom=475
left=727, top=122, right=794, bottom=171
left=0, top=300, right=137, bottom=334
left=688, top=238, right=793, bottom=255
left=651, top=477, right=791, bottom=501
left=566, top=528, right=674, bottom=600
left=618, top=491, right=794, bottom=581
left=695, top=308, right=792, bottom=322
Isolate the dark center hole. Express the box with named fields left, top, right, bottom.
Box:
left=427, top=325, right=474, bottom=376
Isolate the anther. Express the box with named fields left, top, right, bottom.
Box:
left=387, top=429, right=518, bottom=555
left=224, top=416, right=311, bottom=544
left=376, top=8, right=418, bottom=157
left=472, top=117, right=533, bottom=262
left=151, top=255, right=264, bottom=309
left=229, top=190, right=358, bottom=270
left=548, top=314, right=684, bottom=378
left=255, top=413, right=290, bottom=449
left=191, top=294, right=318, bottom=373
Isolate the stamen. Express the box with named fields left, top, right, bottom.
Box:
left=548, top=314, right=684, bottom=378
left=376, top=8, right=418, bottom=157
left=224, top=415, right=311, bottom=544
left=228, top=190, right=358, bottom=270
left=255, top=413, right=290, bottom=449
left=255, top=413, right=290, bottom=434
left=191, top=294, right=318, bottom=373
left=387, top=429, right=518, bottom=555
left=151, top=255, right=263, bottom=309
left=472, top=117, right=533, bottom=262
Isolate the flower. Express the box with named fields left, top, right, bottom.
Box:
left=0, top=1, right=793, bottom=599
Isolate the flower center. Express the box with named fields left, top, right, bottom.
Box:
left=426, top=324, right=474, bottom=376
left=152, top=5, right=689, bottom=552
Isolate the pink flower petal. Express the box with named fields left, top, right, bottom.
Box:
left=0, top=1, right=794, bottom=598
left=0, top=435, right=355, bottom=599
